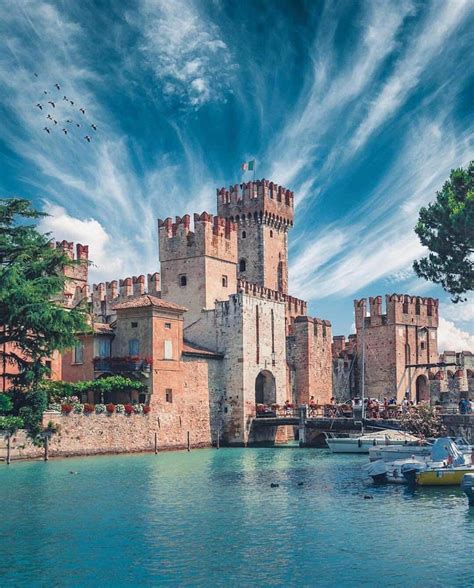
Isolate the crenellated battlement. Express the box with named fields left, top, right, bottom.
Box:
left=216, top=179, right=294, bottom=228
left=237, top=279, right=307, bottom=320
left=56, top=240, right=89, bottom=261
left=354, top=293, right=439, bottom=329
left=294, top=315, right=332, bottom=338
left=158, top=212, right=237, bottom=263
left=91, top=273, right=161, bottom=319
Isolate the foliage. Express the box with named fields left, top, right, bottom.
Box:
left=115, top=404, right=125, bottom=414
left=95, top=403, right=106, bottom=414
left=0, top=198, right=90, bottom=387
left=15, top=387, right=48, bottom=439
left=73, top=403, right=83, bottom=414
left=72, top=375, right=147, bottom=396
left=0, top=415, right=24, bottom=436
left=400, top=405, right=446, bottom=438
left=39, top=380, right=76, bottom=403
left=413, top=161, right=474, bottom=302
left=0, top=394, right=13, bottom=415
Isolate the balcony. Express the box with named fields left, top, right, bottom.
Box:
left=93, top=356, right=152, bottom=374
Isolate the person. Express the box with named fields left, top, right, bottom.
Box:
left=459, top=398, right=469, bottom=415
left=309, top=396, right=317, bottom=416
left=470, top=399, right=474, bottom=414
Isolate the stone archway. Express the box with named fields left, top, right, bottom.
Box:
left=416, top=375, right=429, bottom=404
left=255, top=370, right=276, bottom=406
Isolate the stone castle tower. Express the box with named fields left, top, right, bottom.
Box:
left=217, top=180, right=294, bottom=293
left=354, top=295, right=439, bottom=402
left=158, top=213, right=238, bottom=326
left=56, top=240, right=89, bottom=308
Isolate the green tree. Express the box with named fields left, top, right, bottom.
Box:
left=0, top=415, right=24, bottom=464
left=413, top=161, right=474, bottom=302
left=0, top=198, right=90, bottom=387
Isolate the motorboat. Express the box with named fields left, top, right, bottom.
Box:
left=368, top=444, right=431, bottom=462
left=401, top=438, right=474, bottom=486
left=326, top=429, right=420, bottom=454
left=364, top=457, right=426, bottom=485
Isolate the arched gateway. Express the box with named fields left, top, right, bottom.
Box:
left=415, top=375, right=429, bottom=404
left=255, top=370, right=276, bottom=406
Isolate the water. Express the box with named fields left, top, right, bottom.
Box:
left=1, top=448, right=473, bottom=587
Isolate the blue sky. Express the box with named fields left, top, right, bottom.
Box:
left=1, top=0, right=473, bottom=350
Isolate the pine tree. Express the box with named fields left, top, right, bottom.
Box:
left=0, top=198, right=89, bottom=388
left=413, top=161, right=474, bottom=302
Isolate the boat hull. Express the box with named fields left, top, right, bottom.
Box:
left=327, top=439, right=417, bottom=454
left=416, top=469, right=474, bottom=486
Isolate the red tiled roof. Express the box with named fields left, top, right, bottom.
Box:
left=93, top=322, right=114, bottom=335
left=112, top=295, right=187, bottom=312
left=182, top=340, right=223, bottom=359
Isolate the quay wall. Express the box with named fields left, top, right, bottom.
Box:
left=0, top=407, right=212, bottom=460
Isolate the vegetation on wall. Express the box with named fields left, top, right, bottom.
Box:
left=413, top=161, right=474, bottom=302
left=400, top=405, right=446, bottom=438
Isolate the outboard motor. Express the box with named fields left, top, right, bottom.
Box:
left=461, top=474, right=474, bottom=506
left=401, top=462, right=423, bottom=486
left=364, top=460, right=388, bottom=485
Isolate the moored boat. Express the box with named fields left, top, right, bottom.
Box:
left=326, top=429, right=420, bottom=454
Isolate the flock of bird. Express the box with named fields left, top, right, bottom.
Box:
left=34, top=74, right=97, bottom=143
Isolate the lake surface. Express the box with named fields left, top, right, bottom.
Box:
left=1, top=447, right=473, bottom=587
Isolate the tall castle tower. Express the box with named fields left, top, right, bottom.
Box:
left=354, top=294, right=439, bottom=402
left=158, top=213, right=237, bottom=326
left=217, top=180, right=294, bottom=294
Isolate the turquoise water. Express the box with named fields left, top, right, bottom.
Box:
left=1, top=448, right=473, bottom=587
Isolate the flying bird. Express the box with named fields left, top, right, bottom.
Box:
left=91, top=124, right=97, bottom=131
left=46, top=114, right=53, bottom=120
left=43, top=127, right=50, bottom=134
left=53, top=119, right=58, bottom=125
left=36, top=103, right=43, bottom=110
left=63, top=96, right=68, bottom=101
left=76, top=123, right=81, bottom=127
left=34, top=73, right=38, bottom=77
left=48, top=101, right=55, bottom=108
left=62, top=128, right=68, bottom=135
left=69, top=100, right=74, bottom=105
left=79, top=108, right=86, bottom=114
left=84, top=135, right=91, bottom=142
left=65, top=119, right=72, bottom=123
left=55, top=83, right=60, bottom=90
left=43, top=90, right=48, bottom=94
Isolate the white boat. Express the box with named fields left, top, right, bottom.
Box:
left=326, top=429, right=420, bottom=454
left=369, top=444, right=432, bottom=462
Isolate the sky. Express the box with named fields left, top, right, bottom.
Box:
left=0, top=0, right=473, bottom=351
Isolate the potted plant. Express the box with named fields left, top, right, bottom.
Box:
left=61, top=404, right=73, bottom=415
left=143, top=405, right=151, bottom=414
left=106, top=403, right=115, bottom=414
left=124, top=403, right=134, bottom=415
left=83, top=403, right=94, bottom=415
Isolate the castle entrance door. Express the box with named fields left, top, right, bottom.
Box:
left=255, top=370, right=276, bottom=406
left=415, top=375, right=429, bottom=404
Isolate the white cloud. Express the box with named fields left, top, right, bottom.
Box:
left=440, top=296, right=474, bottom=323
left=133, top=0, right=236, bottom=108
left=438, top=317, right=474, bottom=352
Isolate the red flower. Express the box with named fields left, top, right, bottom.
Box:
left=61, top=404, right=73, bottom=414
left=106, top=403, right=115, bottom=414
left=83, top=403, right=94, bottom=414
left=124, top=403, right=134, bottom=415
left=143, top=405, right=151, bottom=414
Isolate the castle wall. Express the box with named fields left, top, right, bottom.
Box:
left=291, top=316, right=333, bottom=405
left=354, top=295, right=439, bottom=402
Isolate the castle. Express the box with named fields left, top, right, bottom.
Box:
left=57, top=180, right=333, bottom=445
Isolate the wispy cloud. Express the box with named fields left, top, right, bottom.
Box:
left=131, top=0, right=237, bottom=108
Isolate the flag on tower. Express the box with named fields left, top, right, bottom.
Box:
left=241, top=160, right=255, bottom=171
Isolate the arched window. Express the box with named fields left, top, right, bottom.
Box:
left=269, top=230, right=273, bottom=238
left=239, top=259, right=246, bottom=272
left=242, top=231, right=246, bottom=239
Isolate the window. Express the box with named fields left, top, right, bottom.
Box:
left=131, top=321, right=138, bottom=328
left=179, top=275, right=187, bottom=287
left=415, top=300, right=420, bottom=315
left=164, top=322, right=171, bottom=329
left=73, top=342, right=84, bottom=364
left=239, top=259, right=246, bottom=272
left=222, top=275, right=228, bottom=287
left=98, top=338, right=111, bottom=358
left=270, top=230, right=273, bottom=237
left=165, top=389, right=173, bottom=403
left=164, top=340, right=173, bottom=360
left=129, top=339, right=140, bottom=356
left=242, top=231, right=246, bottom=239
left=421, top=342, right=426, bottom=350
left=45, top=360, right=52, bottom=378
left=139, top=393, right=147, bottom=404
left=402, top=301, right=409, bottom=314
